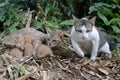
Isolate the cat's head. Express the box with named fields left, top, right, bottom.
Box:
left=45, top=28, right=64, bottom=47
left=72, top=15, right=96, bottom=39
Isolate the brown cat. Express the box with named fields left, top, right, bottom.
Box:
left=36, top=44, right=54, bottom=58
left=24, top=43, right=33, bottom=56
left=10, top=34, right=25, bottom=60
left=17, top=34, right=25, bottom=46
left=23, top=35, right=35, bottom=56
left=10, top=48, right=23, bottom=61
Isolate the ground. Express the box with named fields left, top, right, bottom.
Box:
left=0, top=32, right=120, bottom=80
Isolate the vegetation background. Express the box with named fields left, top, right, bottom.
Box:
left=0, top=0, right=120, bottom=45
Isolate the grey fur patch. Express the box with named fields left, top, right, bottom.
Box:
left=96, top=27, right=116, bottom=51
left=73, top=19, right=93, bottom=31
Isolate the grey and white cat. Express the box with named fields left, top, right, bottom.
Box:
left=70, top=15, right=116, bottom=60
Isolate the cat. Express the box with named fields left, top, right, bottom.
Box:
left=10, top=48, right=23, bottom=61
left=36, top=44, right=54, bottom=58
left=70, top=15, right=116, bottom=60
left=23, top=35, right=35, bottom=56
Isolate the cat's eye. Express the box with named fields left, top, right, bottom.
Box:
left=76, top=30, right=82, bottom=32
left=86, top=30, right=91, bottom=32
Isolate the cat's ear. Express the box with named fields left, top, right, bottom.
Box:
left=72, top=15, right=79, bottom=26
left=45, top=27, right=52, bottom=34
left=72, top=15, right=79, bottom=21
left=89, top=16, right=96, bottom=25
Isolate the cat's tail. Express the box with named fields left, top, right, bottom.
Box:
left=109, top=40, right=116, bottom=51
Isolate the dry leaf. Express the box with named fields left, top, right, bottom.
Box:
left=97, top=67, right=109, bottom=75
left=87, top=71, right=95, bottom=75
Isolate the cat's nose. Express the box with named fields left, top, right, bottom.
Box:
left=82, top=36, right=86, bottom=39
left=81, top=33, right=86, bottom=39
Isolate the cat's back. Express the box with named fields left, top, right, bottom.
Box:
left=96, top=27, right=109, bottom=49
left=96, top=27, right=116, bottom=50
left=3, top=27, right=46, bottom=43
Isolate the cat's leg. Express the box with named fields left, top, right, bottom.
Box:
left=90, top=40, right=99, bottom=60
left=99, top=42, right=112, bottom=58
left=71, top=39, right=84, bottom=57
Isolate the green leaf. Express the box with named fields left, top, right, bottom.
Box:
left=0, top=2, right=8, bottom=7
left=19, top=67, right=25, bottom=76
left=111, top=26, right=120, bottom=33
left=89, top=6, right=97, bottom=14
left=116, top=5, right=120, bottom=9
left=110, top=35, right=120, bottom=42
left=110, top=18, right=120, bottom=25
left=6, top=22, right=19, bottom=33
left=113, top=0, right=119, bottom=4
left=94, top=3, right=112, bottom=8
left=9, top=27, right=17, bottom=33
left=117, top=43, right=120, bottom=47
left=97, top=12, right=110, bottom=25
left=50, top=6, right=61, bottom=16
left=45, top=6, right=50, bottom=16
left=11, top=22, right=19, bottom=28
left=35, top=21, right=43, bottom=29
left=45, top=21, right=59, bottom=29
left=60, top=19, right=73, bottom=26
left=0, top=16, right=5, bottom=22
left=102, top=7, right=113, bottom=16
left=3, top=20, right=11, bottom=26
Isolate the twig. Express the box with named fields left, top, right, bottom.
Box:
left=25, top=11, right=32, bottom=28
left=1, top=54, right=10, bottom=66
left=7, top=66, right=14, bottom=80
left=20, top=55, right=33, bottom=65
left=56, top=60, right=73, bottom=74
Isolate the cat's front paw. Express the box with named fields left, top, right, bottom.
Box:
left=76, top=52, right=84, bottom=57
left=105, top=53, right=112, bottom=59
left=90, top=56, right=96, bottom=60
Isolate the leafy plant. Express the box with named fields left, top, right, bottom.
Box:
left=89, top=1, right=120, bottom=42
left=0, top=0, right=26, bottom=36
left=32, top=0, right=74, bottom=30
